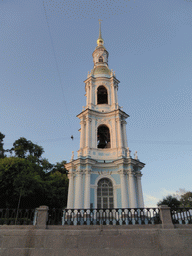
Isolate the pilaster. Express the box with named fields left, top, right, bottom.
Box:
left=119, top=170, right=128, bottom=208
left=136, top=172, right=144, bottom=208
left=122, top=120, right=128, bottom=148
left=116, top=117, right=123, bottom=149
left=80, top=120, right=85, bottom=149
left=128, top=170, right=137, bottom=208
left=84, top=169, right=91, bottom=209
left=74, top=169, right=83, bottom=209
left=86, top=117, right=91, bottom=148
left=67, top=170, right=74, bottom=209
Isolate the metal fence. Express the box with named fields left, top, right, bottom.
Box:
left=47, top=208, right=161, bottom=226
left=0, top=208, right=36, bottom=225
left=171, top=207, right=192, bottom=224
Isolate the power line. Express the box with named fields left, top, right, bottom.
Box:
left=4, top=138, right=192, bottom=146
left=42, top=0, right=73, bottom=133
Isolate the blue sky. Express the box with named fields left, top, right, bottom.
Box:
left=1, top=0, right=192, bottom=207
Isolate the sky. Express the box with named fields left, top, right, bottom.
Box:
left=1, top=0, right=192, bottom=207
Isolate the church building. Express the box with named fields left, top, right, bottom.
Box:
left=65, top=22, right=145, bottom=209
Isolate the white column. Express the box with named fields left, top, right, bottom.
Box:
left=86, top=118, right=91, bottom=148
left=67, top=171, right=74, bottom=209
left=89, top=84, right=92, bottom=106
left=122, top=120, right=128, bottom=148
left=87, top=86, right=90, bottom=106
left=112, top=118, right=117, bottom=148
left=92, top=119, right=96, bottom=148
left=136, top=172, right=144, bottom=208
left=74, top=170, right=83, bottom=209
left=128, top=171, right=137, bottom=208
left=119, top=170, right=128, bottom=208
left=114, top=85, right=118, bottom=105
left=117, top=117, right=123, bottom=148
left=86, top=85, right=88, bottom=106
left=84, top=170, right=91, bottom=209
left=111, top=83, right=115, bottom=105
left=80, top=120, right=85, bottom=149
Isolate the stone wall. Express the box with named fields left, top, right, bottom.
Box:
left=1, top=206, right=192, bottom=256
left=0, top=225, right=192, bottom=256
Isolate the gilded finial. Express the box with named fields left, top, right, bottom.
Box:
left=97, top=19, right=104, bottom=46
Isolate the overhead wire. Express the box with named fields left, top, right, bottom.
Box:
left=42, top=0, right=73, bottom=138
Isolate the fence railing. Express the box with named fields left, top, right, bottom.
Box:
left=47, top=208, right=161, bottom=226
left=171, top=207, right=192, bottom=224
left=1, top=206, right=191, bottom=227
left=0, top=208, right=36, bottom=225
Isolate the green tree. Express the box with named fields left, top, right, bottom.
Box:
left=0, top=132, right=5, bottom=158
left=50, top=160, right=67, bottom=174
left=157, top=195, right=180, bottom=208
left=10, top=137, right=52, bottom=174
left=180, top=192, right=192, bottom=207
left=44, top=170, right=68, bottom=208
left=11, top=137, right=44, bottom=161
left=0, top=157, right=44, bottom=208
left=0, top=136, right=69, bottom=209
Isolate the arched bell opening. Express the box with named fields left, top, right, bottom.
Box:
left=97, top=178, right=114, bottom=209
left=97, top=125, right=111, bottom=149
left=99, top=56, right=103, bottom=62
left=97, top=86, right=108, bottom=104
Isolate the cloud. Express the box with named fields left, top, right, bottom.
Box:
left=144, top=194, right=160, bottom=208
left=144, top=187, right=185, bottom=207
left=161, top=188, right=176, bottom=197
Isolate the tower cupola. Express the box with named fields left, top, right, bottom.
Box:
left=92, top=20, right=110, bottom=78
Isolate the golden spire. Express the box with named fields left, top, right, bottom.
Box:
left=97, top=19, right=104, bottom=46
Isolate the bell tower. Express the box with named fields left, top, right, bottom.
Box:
left=65, top=21, right=145, bottom=210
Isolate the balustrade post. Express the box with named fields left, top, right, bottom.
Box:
left=159, top=205, right=174, bottom=229
left=36, top=205, right=49, bottom=229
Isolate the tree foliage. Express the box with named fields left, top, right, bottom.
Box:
left=157, top=195, right=181, bottom=208
left=157, top=192, right=192, bottom=208
left=0, top=134, right=69, bottom=209
left=11, top=137, right=44, bottom=161
left=0, top=132, right=5, bottom=158
left=0, top=157, right=44, bottom=208
left=44, top=171, right=68, bottom=208
left=180, top=192, right=192, bottom=207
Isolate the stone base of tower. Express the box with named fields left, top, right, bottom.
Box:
left=65, top=156, right=145, bottom=210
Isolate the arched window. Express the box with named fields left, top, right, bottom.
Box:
left=99, top=56, right=103, bottom=62
left=97, top=86, right=108, bottom=104
left=97, top=178, right=114, bottom=209
left=97, top=125, right=110, bottom=149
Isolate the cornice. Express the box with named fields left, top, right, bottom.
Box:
left=109, top=76, right=120, bottom=84
left=84, top=75, right=120, bottom=84
left=66, top=156, right=145, bottom=170
left=113, top=158, right=145, bottom=168
left=77, top=108, right=129, bottom=119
